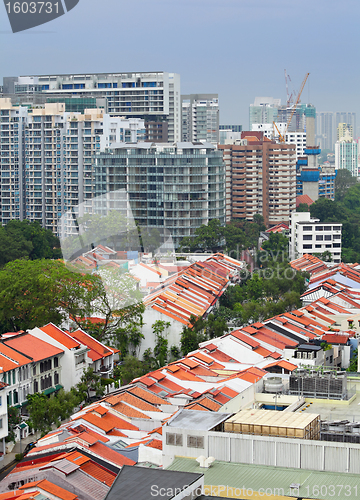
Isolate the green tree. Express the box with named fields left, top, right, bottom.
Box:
left=6, top=406, right=21, bottom=443
left=180, top=219, right=224, bottom=252
left=335, top=168, right=357, bottom=202
left=0, top=259, right=100, bottom=334
left=74, top=367, right=105, bottom=404
left=114, top=356, right=147, bottom=386
left=347, top=349, right=358, bottom=372
left=75, top=267, right=145, bottom=354
left=205, top=313, right=229, bottom=339
left=180, top=315, right=206, bottom=355
left=153, top=320, right=171, bottom=368
left=27, top=390, right=79, bottom=436
left=296, top=203, right=310, bottom=212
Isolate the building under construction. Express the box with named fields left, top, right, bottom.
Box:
left=289, top=370, right=348, bottom=400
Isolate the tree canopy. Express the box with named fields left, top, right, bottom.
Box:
left=310, top=185, right=360, bottom=262
left=0, top=260, right=145, bottom=355
left=179, top=216, right=265, bottom=255
left=0, top=220, right=61, bottom=267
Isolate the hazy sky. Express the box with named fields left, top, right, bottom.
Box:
left=1, top=0, right=359, bottom=129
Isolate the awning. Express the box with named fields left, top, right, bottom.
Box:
left=43, top=387, right=56, bottom=396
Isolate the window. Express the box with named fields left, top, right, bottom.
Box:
left=0, top=418, right=2, bottom=429
left=54, top=357, right=58, bottom=368
left=187, top=435, right=204, bottom=448
left=315, top=226, right=323, bottom=231
left=166, top=433, right=183, bottom=446
left=302, top=226, right=312, bottom=231
left=303, top=235, right=312, bottom=240
left=324, top=235, right=331, bottom=241
left=303, top=244, right=312, bottom=249
left=316, top=235, right=323, bottom=241
left=333, top=226, right=341, bottom=231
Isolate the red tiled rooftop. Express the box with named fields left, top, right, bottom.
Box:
left=112, top=402, right=151, bottom=419
left=128, top=386, right=171, bottom=405
left=40, top=323, right=80, bottom=349
left=76, top=410, right=139, bottom=433
left=19, top=479, right=77, bottom=500
left=69, top=329, right=116, bottom=362
left=3, top=333, right=64, bottom=362
left=81, top=461, right=116, bottom=487
left=322, top=333, right=349, bottom=345
left=89, top=441, right=136, bottom=467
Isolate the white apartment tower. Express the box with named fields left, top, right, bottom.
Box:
left=3, top=72, right=181, bottom=142
left=289, top=212, right=342, bottom=263
left=0, top=98, right=145, bottom=234
left=181, top=94, right=219, bottom=144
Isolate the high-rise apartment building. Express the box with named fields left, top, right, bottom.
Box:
left=337, top=123, right=353, bottom=141
left=249, top=97, right=281, bottom=129
left=334, top=112, right=356, bottom=139
left=335, top=139, right=359, bottom=176
left=251, top=123, right=307, bottom=160
left=94, top=142, right=225, bottom=248
left=316, top=112, right=357, bottom=151
left=0, top=98, right=145, bottom=233
left=181, top=94, right=219, bottom=144
left=219, top=132, right=296, bottom=225
left=3, top=72, right=181, bottom=142
left=219, top=125, right=242, bottom=144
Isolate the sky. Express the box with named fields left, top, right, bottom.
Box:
left=0, top=0, right=359, bottom=129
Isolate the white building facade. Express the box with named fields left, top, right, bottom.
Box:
left=289, top=212, right=342, bottom=263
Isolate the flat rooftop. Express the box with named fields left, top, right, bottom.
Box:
left=167, top=409, right=232, bottom=431
left=167, top=457, right=360, bottom=500
left=298, top=392, right=360, bottom=422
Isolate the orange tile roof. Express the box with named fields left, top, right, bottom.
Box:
left=111, top=402, right=151, bottom=419
left=80, top=461, right=116, bottom=487
left=322, top=333, right=349, bottom=345
left=108, top=392, right=161, bottom=413
left=186, top=403, right=209, bottom=411
left=92, top=405, right=108, bottom=416
left=149, top=426, right=162, bottom=435
left=146, top=438, right=162, bottom=450
left=20, top=479, right=77, bottom=500
left=192, top=397, right=221, bottom=411
left=0, top=343, right=33, bottom=373
left=89, top=442, right=136, bottom=467
left=77, top=410, right=139, bottom=432
left=107, top=429, right=128, bottom=437
left=70, top=424, right=109, bottom=443
left=64, top=451, right=89, bottom=466
left=168, top=366, right=206, bottom=382
left=40, top=323, right=80, bottom=349
left=296, top=194, right=314, bottom=207
left=68, top=329, right=116, bottom=361
left=3, top=333, right=63, bottom=362
left=264, top=360, right=297, bottom=371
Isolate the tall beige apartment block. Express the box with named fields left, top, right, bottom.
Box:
left=219, top=131, right=296, bottom=226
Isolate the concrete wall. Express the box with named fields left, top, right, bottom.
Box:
left=163, top=427, right=360, bottom=473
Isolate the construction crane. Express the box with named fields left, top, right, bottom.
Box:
left=274, top=72, right=310, bottom=143
left=284, top=69, right=298, bottom=106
